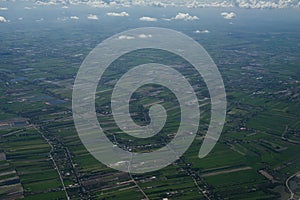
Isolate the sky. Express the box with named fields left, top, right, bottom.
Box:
left=0, top=0, right=299, bottom=26
left=0, top=0, right=300, bottom=9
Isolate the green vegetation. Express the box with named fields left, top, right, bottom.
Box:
left=0, top=8, right=299, bottom=199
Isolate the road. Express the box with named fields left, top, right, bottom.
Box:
left=33, top=125, right=70, bottom=200
left=286, top=171, right=300, bottom=200
left=128, top=153, right=150, bottom=200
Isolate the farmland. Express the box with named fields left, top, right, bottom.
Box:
left=0, top=4, right=299, bottom=200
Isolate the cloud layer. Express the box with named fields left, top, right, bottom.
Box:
left=118, top=34, right=153, bottom=40
left=173, top=13, right=199, bottom=21
left=87, top=14, right=99, bottom=20
left=139, top=16, right=157, bottom=22
left=30, top=0, right=300, bottom=9
left=0, top=16, right=7, bottom=23
left=194, top=29, right=210, bottom=34
left=107, top=12, right=129, bottom=17
left=70, top=16, right=79, bottom=20
left=118, top=35, right=135, bottom=40
left=221, top=12, right=236, bottom=19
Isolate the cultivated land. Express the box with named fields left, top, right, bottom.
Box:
left=0, top=6, right=299, bottom=200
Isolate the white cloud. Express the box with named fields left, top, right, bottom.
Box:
left=88, top=3, right=108, bottom=8
left=118, top=34, right=153, bottom=40
left=162, top=18, right=172, bottom=21
left=30, top=0, right=300, bottom=9
left=173, top=12, right=199, bottom=21
left=118, top=35, right=135, bottom=40
left=107, top=12, right=129, bottom=17
left=0, top=7, right=8, bottom=11
left=138, top=34, right=152, bottom=38
left=35, top=1, right=56, bottom=6
left=18, top=17, right=23, bottom=21
left=87, top=14, right=99, bottom=20
left=0, top=16, right=7, bottom=23
left=57, top=17, right=68, bottom=21
left=35, top=18, right=44, bottom=22
left=185, top=1, right=233, bottom=8
left=139, top=16, right=157, bottom=22
left=235, top=0, right=290, bottom=9
left=221, top=12, right=236, bottom=20
left=109, top=1, right=118, bottom=7
left=194, top=29, right=210, bottom=34
left=70, top=16, right=79, bottom=20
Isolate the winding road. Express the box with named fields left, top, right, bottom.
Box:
left=286, top=171, right=300, bottom=200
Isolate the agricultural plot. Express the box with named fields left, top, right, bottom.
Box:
left=0, top=6, right=299, bottom=200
